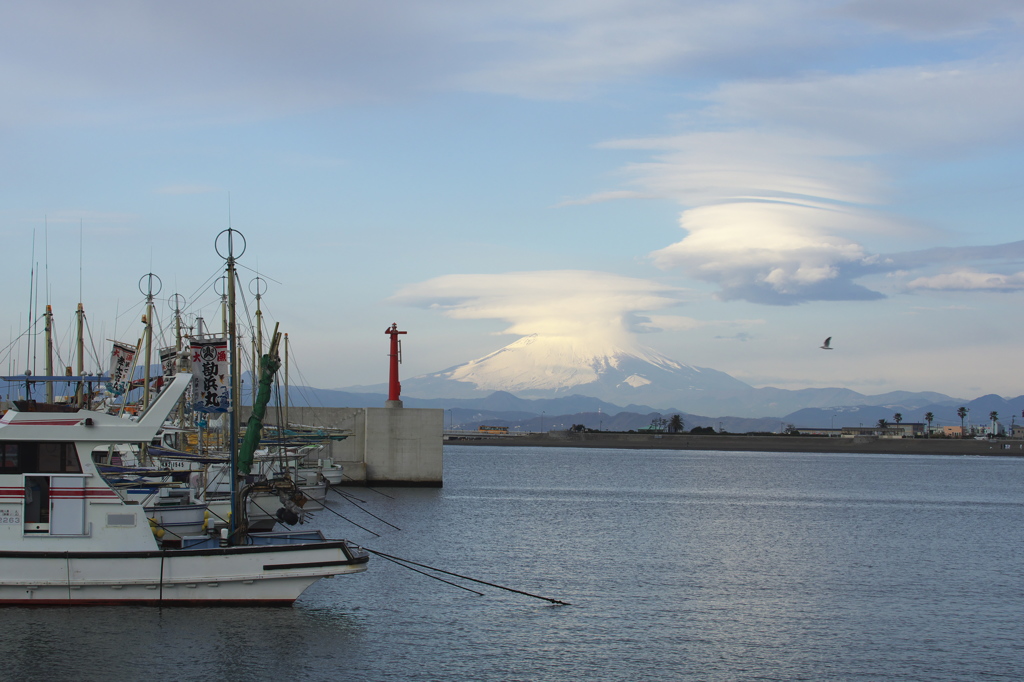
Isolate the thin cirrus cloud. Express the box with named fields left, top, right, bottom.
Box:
left=11, top=0, right=991, bottom=121
left=837, top=0, right=1024, bottom=35
left=707, top=58, right=1024, bottom=154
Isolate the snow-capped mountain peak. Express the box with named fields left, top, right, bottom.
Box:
left=440, top=334, right=685, bottom=392
left=396, top=333, right=750, bottom=405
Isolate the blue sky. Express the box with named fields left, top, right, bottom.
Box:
left=1, top=1, right=1022, bottom=400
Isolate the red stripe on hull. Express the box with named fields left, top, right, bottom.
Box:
left=49, top=491, right=118, bottom=499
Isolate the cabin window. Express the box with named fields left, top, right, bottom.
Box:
left=0, top=442, right=82, bottom=474
left=0, top=444, right=18, bottom=470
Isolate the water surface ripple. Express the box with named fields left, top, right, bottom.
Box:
left=4, top=447, right=1023, bottom=681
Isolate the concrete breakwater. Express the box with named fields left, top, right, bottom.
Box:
left=243, top=405, right=444, bottom=485
left=447, top=431, right=1024, bottom=456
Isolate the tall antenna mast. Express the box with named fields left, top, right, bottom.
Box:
left=26, top=229, right=35, bottom=390
left=44, top=216, right=50, bottom=309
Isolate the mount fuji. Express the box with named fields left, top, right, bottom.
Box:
left=342, top=333, right=957, bottom=418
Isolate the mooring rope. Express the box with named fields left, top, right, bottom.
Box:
left=370, top=551, right=484, bottom=596
left=328, top=485, right=401, bottom=530
left=341, top=474, right=395, bottom=499
left=364, top=548, right=570, bottom=606
left=299, top=491, right=381, bottom=537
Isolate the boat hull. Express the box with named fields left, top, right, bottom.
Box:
left=0, top=537, right=368, bottom=605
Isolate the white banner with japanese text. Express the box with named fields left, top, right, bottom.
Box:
left=190, top=338, right=230, bottom=413
left=107, top=341, right=137, bottom=396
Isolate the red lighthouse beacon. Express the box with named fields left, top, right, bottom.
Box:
left=385, top=323, right=407, bottom=408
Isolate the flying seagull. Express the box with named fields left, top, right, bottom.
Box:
left=820, top=337, right=833, bottom=350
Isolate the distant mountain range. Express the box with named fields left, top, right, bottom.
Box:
left=277, top=384, right=1023, bottom=434
left=254, top=333, right=1020, bottom=433
left=340, top=333, right=979, bottom=420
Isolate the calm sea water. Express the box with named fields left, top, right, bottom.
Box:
left=5, top=447, right=1024, bottom=681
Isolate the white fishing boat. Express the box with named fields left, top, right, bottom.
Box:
left=0, top=370, right=368, bottom=605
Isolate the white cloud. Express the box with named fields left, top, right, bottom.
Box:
left=638, top=314, right=765, bottom=332
left=651, top=202, right=887, bottom=303
left=593, top=127, right=898, bottom=303
left=392, top=270, right=687, bottom=346
left=602, top=129, right=881, bottom=206
left=587, top=53, right=1024, bottom=304
left=907, top=270, right=1024, bottom=291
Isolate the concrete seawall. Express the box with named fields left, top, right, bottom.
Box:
left=447, top=431, right=1024, bottom=456
left=243, top=405, right=444, bottom=486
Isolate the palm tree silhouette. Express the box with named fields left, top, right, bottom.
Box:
left=957, top=406, right=968, bottom=437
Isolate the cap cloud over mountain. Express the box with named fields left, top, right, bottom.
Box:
left=343, top=334, right=958, bottom=417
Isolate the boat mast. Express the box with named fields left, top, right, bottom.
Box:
left=170, top=293, right=184, bottom=354
left=75, top=303, right=85, bottom=407
left=170, top=293, right=186, bottom=439
left=218, top=275, right=228, bottom=338
left=139, top=273, right=161, bottom=414
left=284, top=332, right=289, bottom=430
left=25, top=230, right=35, bottom=400
left=216, top=227, right=245, bottom=542
left=44, top=304, right=54, bottom=403
left=251, top=276, right=266, bottom=406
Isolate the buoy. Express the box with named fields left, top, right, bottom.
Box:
left=148, top=518, right=165, bottom=539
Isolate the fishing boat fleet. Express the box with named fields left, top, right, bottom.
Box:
left=0, top=228, right=369, bottom=605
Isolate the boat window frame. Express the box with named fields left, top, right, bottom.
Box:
left=0, top=442, right=83, bottom=474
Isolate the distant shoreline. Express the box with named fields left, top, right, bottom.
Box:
left=445, top=432, right=1024, bottom=456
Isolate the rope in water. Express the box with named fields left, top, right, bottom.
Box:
left=369, top=551, right=484, bottom=596
left=329, top=485, right=401, bottom=530
left=365, top=548, right=570, bottom=606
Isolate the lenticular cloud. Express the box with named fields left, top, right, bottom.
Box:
left=392, top=270, right=687, bottom=351
left=651, top=201, right=886, bottom=304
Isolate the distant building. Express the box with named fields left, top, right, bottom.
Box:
left=841, top=422, right=924, bottom=439
left=943, top=426, right=964, bottom=438
left=793, top=428, right=842, bottom=437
